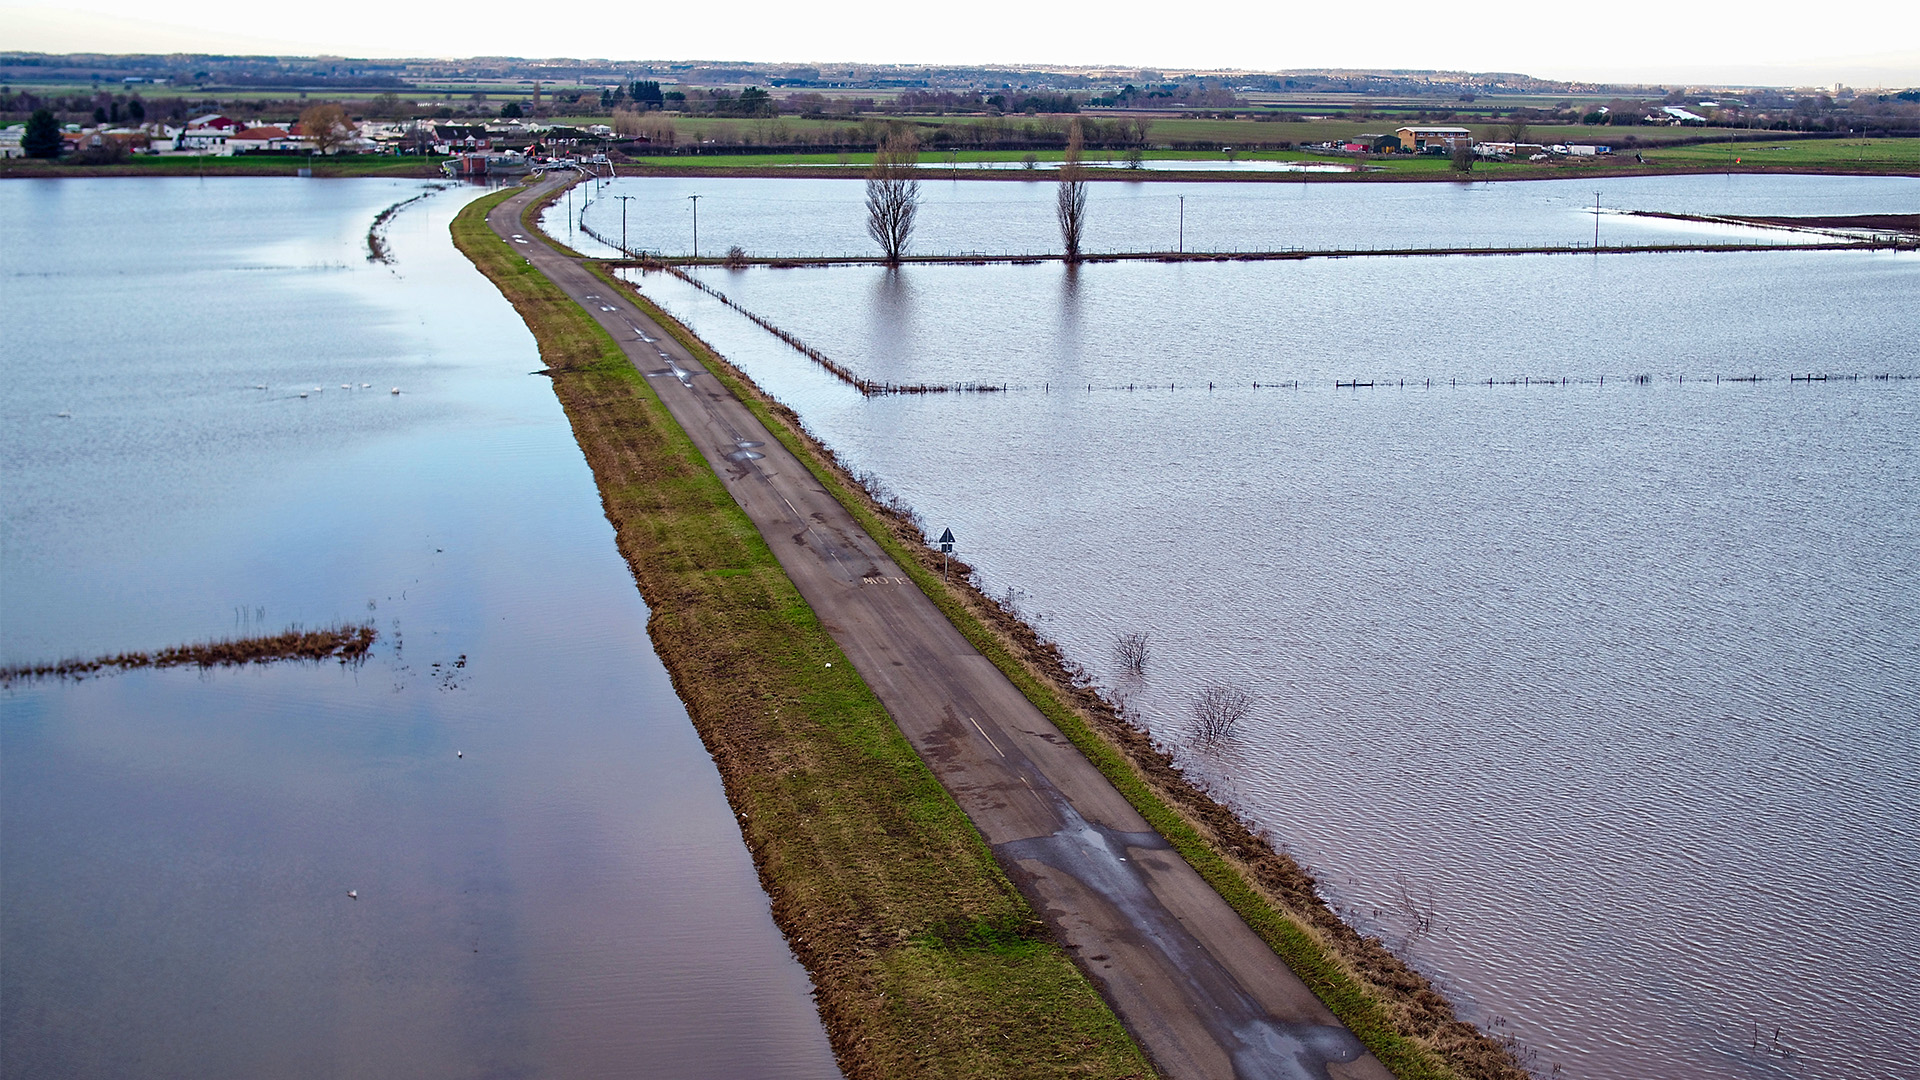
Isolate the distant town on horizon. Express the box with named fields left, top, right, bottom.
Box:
left=4, top=51, right=1915, bottom=96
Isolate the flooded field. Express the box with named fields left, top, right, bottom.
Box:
left=0, top=178, right=841, bottom=1080
left=549, top=172, right=1919, bottom=259
left=610, top=175, right=1920, bottom=1080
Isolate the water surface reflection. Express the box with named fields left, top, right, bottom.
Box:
left=0, top=178, right=841, bottom=1080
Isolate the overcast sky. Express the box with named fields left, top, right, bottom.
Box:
left=5, top=0, right=1917, bottom=88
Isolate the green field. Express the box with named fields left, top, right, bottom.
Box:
left=1649, top=136, right=1920, bottom=169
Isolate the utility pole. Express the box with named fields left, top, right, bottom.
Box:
left=687, top=194, right=701, bottom=259
left=1178, top=194, right=1185, bottom=253
left=614, top=194, right=636, bottom=256
left=1593, top=190, right=1601, bottom=250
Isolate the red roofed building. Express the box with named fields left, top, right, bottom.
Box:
left=230, top=125, right=305, bottom=152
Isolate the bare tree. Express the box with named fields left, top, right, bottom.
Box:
left=1190, top=685, right=1253, bottom=745
left=298, top=103, right=354, bottom=155
left=1056, top=119, right=1089, bottom=261
left=1113, top=631, right=1150, bottom=678
left=865, top=129, right=920, bottom=263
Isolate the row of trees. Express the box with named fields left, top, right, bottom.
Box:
left=655, top=116, right=1153, bottom=153
left=864, top=119, right=1094, bottom=265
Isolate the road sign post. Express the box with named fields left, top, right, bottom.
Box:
left=936, top=527, right=955, bottom=583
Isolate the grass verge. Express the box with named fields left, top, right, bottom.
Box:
left=593, top=259, right=1532, bottom=1080
left=452, top=188, right=1152, bottom=1080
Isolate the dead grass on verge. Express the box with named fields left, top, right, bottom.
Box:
left=595, top=262, right=1532, bottom=1080
left=1, top=624, right=377, bottom=687
left=452, top=189, right=1151, bottom=1080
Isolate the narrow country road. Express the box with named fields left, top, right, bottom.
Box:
left=486, top=175, right=1395, bottom=1080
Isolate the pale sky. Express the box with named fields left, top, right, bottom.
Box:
left=4, top=0, right=1918, bottom=88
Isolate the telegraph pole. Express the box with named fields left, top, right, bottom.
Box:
left=687, top=194, right=701, bottom=259
left=614, top=194, right=636, bottom=256
left=1178, top=194, right=1185, bottom=253
left=1593, top=190, right=1601, bottom=250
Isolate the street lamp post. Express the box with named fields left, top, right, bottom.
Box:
left=614, top=194, right=636, bottom=256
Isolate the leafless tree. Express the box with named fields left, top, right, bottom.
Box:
left=1056, top=119, right=1089, bottom=261
left=1190, top=684, right=1253, bottom=745
left=865, top=129, right=920, bottom=263
left=298, top=103, right=353, bottom=155
left=1113, top=631, right=1150, bottom=678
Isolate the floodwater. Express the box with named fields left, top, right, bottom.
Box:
left=770, top=158, right=1355, bottom=173
left=0, top=178, right=841, bottom=1080
left=549, top=172, right=1919, bottom=259
left=606, top=174, right=1920, bottom=1080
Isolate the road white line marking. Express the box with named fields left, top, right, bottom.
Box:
left=968, top=716, right=1005, bottom=758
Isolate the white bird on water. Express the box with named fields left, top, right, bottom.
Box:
left=457, top=750, right=463, bottom=758
left=390, top=387, right=401, bottom=395
left=347, top=890, right=358, bottom=900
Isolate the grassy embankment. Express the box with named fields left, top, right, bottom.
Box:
left=452, top=189, right=1152, bottom=1080
left=583, top=263, right=1527, bottom=1080
left=0, top=155, right=446, bottom=178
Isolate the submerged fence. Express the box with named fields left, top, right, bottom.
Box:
left=571, top=204, right=1914, bottom=400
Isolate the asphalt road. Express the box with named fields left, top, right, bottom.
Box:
left=486, top=175, right=1395, bottom=1080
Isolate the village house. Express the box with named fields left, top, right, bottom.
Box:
left=1395, top=125, right=1474, bottom=151
left=431, top=124, right=489, bottom=154
left=228, top=125, right=306, bottom=153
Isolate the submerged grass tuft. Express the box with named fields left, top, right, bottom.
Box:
left=1, top=624, right=377, bottom=687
